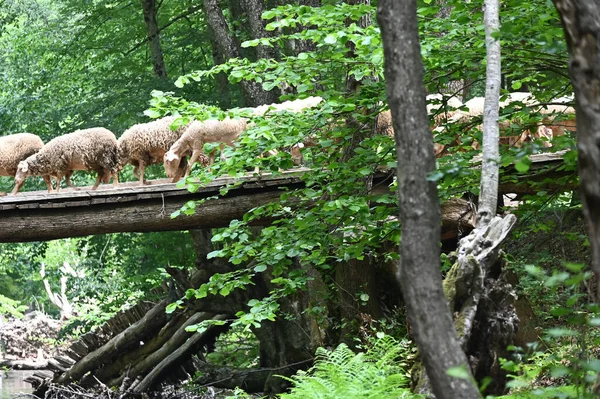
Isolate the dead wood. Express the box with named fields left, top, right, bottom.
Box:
left=129, top=314, right=228, bottom=394
left=93, top=311, right=193, bottom=383
left=56, top=299, right=170, bottom=385
left=109, top=312, right=217, bottom=389
left=190, top=358, right=313, bottom=393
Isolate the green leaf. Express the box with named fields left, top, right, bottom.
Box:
left=324, top=34, right=337, bottom=44
left=254, top=264, right=267, bottom=272
left=446, top=366, right=470, bottom=380
left=514, top=160, right=530, bottom=173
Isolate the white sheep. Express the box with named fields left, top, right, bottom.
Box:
left=0, top=133, right=52, bottom=193
left=164, top=97, right=325, bottom=179
left=426, top=93, right=463, bottom=114
left=118, top=116, right=189, bottom=185
left=12, top=128, right=119, bottom=195
left=252, top=96, right=323, bottom=116
left=163, top=118, right=247, bottom=181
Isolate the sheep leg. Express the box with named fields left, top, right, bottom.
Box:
left=137, top=162, right=147, bottom=186
left=54, top=174, right=64, bottom=193
left=65, top=171, right=80, bottom=191
left=185, top=150, right=203, bottom=178
left=112, top=172, right=119, bottom=186
left=92, top=171, right=102, bottom=191
left=42, top=176, right=54, bottom=193
left=132, top=162, right=141, bottom=179
left=219, top=144, right=227, bottom=161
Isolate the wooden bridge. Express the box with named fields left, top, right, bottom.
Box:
left=0, top=152, right=577, bottom=243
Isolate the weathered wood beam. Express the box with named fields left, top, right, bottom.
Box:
left=0, top=172, right=307, bottom=243
left=0, top=155, right=575, bottom=243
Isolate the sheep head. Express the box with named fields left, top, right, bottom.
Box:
left=11, top=160, right=31, bottom=194
left=163, top=150, right=182, bottom=179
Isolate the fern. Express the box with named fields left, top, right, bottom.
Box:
left=278, top=335, right=421, bottom=399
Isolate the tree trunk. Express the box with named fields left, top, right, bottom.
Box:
left=378, top=1, right=481, bottom=398
left=203, top=0, right=277, bottom=106
left=553, top=0, right=600, bottom=298
left=207, top=24, right=232, bottom=108
left=477, top=0, right=501, bottom=227
left=284, top=0, right=321, bottom=57
left=241, top=0, right=280, bottom=61
left=140, top=0, right=168, bottom=79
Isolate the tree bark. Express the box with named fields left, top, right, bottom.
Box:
left=140, top=0, right=168, bottom=79
left=241, top=0, right=280, bottom=61
left=286, top=0, right=320, bottom=56
left=553, top=0, right=600, bottom=297
left=207, top=24, right=232, bottom=108
left=477, top=0, right=501, bottom=227
left=378, top=1, right=481, bottom=398
left=203, top=0, right=277, bottom=106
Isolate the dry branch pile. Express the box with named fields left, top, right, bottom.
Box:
left=0, top=311, right=63, bottom=369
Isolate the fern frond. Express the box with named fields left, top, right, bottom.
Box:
left=278, top=336, right=421, bottom=399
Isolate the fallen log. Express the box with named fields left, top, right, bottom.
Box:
left=129, top=314, right=229, bottom=394
left=109, top=311, right=218, bottom=388
left=189, top=358, right=314, bottom=393
left=0, top=358, right=49, bottom=369
left=93, top=311, right=193, bottom=383
left=56, top=299, right=170, bottom=385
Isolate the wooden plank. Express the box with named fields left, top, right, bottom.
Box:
left=0, top=160, right=572, bottom=243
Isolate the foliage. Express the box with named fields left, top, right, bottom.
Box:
left=499, top=262, right=600, bottom=398
left=0, top=231, right=196, bottom=335
left=0, top=293, right=27, bottom=320
left=204, top=324, right=260, bottom=369
left=155, top=0, right=579, bottom=334
left=278, top=334, right=418, bottom=399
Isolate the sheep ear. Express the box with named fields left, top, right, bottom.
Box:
left=165, top=151, right=177, bottom=162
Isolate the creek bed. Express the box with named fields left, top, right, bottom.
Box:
left=0, top=370, right=34, bottom=399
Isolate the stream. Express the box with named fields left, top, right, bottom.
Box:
left=0, top=370, right=34, bottom=399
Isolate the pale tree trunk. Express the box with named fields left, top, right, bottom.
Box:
left=377, top=1, right=481, bottom=398
left=140, top=0, right=168, bottom=79
left=203, top=0, right=278, bottom=106
left=477, top=0, right=501, bottom=227
left=553, top=0, right=600, bottom=298
left=437, top=1, right=518, bottom=395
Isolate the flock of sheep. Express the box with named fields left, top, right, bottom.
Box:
left=0, top=97, right=323, bottom=195
left=0, top=93, right=575, bottom=196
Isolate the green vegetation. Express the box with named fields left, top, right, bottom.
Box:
left=0, top=0, right=597, bottom=397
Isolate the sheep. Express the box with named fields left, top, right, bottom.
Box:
left=118, top=116, right=189, bottom=185
left=533, top=96, right=576, bottom=145
left=252, top=96, right=323, bottom=116
left=12, top=128, right=119, bottom=195
left=0, top=133, right=53, bottom=193
left=164, top=118, right=247, bottom=181
left=164, top=98, right=326, bottom=179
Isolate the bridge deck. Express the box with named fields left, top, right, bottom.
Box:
left=0, top=169, right=310, bottom=243
left=0, top=152, right=575, bottom=243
